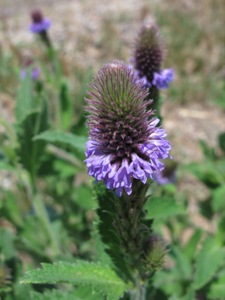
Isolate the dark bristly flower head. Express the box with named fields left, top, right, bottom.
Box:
left=133, top=20, right=164, bottom=83
left=132, top=20, right=174, bottom=90
left=85, top=61, right=171, bottom=197
left=30, top=9, right=51, bottom=34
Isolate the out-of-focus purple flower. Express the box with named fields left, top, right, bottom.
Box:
left=29, top=10, right=51, bottom=34
left=132, top=20, right=164, bottom=84
left=154, top=170, right=175, bottom=185
left=20, top=67, right=40, bottom=80
left=128, top=65, right=152, bottom=89
left=152, top=69, right=174, bottom=89
left=154, top=160, right=177, bottom=185
left=85, top=61, right=171, bottom=197
left=129, top=66, right=174, bottom=91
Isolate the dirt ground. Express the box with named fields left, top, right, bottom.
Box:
left=0, top=0, right=225, bottom=164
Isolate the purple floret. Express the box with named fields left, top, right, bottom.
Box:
left=29, top=19, right=51, bottom=34
left=152, top=69, right=174, bottom=89
left=20, top=67, right=40, bottom=80
left=85, top=119, right=171, bottom=197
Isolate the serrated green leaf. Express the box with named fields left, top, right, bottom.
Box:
left=186, top=162, right=223, bottom=188
left=30, top=289, right=82, bottom=300
left=21, top=261, right=128, bottom=300
left=95, top=182, right=133, bottom=281
left=146, top=197, right=186, bottom=219
left=33, top=131, right=86, bottom=153
left=15, top=71, right=35, bottom=123
left=183, top=229, right=202, bottom=260
left=194, top=238, right=225, bottom=289
left=17, top=98, right=49, bottom=175
left=208, top=272, right=225, bottom=299
left=75, top=286, right=104, bottom=300
left=171, top=246, right=192, bottom=279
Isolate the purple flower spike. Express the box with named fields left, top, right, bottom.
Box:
left=132, top=20, right=165, bottom=84
left=152, top=69, right=174, bottom=89
left=29, top=10, right=51, bottom=33
left=85, top=61, right=171, bottom=197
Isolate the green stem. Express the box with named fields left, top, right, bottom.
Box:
left=32, top=194, right=60, bottom=258
left=130, top=284, right=146, bottom=300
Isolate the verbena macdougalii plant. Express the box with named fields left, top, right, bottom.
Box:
left=1, top=10, right=224, bottom=300
left=21, top=58, right=172, bottom=298
left=19, top=18, right=174, bottom=300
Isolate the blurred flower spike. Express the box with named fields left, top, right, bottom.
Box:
left=20, top=54, right=40, bottom=81
left=30, top=9, right=51, bottom=34
left=132, top=20, right=174, bottom=89
left=20, top=67, right=40, bottom=81
left=85, top=61, right=171, bottom=197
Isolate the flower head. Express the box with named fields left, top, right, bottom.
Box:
left=131, top=21, right=173, bottom=90
left=29, top=10, right=51, bottom=33
left=132, top=21, right=164, bottom=84
left=85, top=61, right=171, bottom=197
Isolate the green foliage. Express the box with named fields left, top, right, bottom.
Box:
left=16, top=101, right=49, bottom=176
left=21, top=261, right=128, bottom=300
left=59, top=81, right=73, bottom=130
left=34, top=130, right=86, bottom=154
left=146, top=196, right=186, bottom=219
left=95, top=182, right=132, bottom=282
left=15, top=71, right=35, bottom=124
left=0, top=6, right=225, bottom=300
left=29, top=286, right=103, bottom=300
left=194, top=238, right=225, bottom=289
left=208, top=271, right=225, bottom=299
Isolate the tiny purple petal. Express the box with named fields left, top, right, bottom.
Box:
left=29, top=19, right=51, bottom=33
left=152, top=69, right=174, bottom=89
left=154, top=169, right=176, bottom=185
left=20, top=67, right=40, bottom=81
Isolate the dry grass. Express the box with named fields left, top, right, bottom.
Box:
left=0, top=0, right=225, bottom=163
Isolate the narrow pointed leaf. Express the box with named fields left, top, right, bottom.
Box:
left=33, top=131, right=86, bottom=153
left=194, top=238, right=225, bottom=289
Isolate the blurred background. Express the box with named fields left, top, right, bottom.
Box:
left=1, top=0, right=225, bottom=161
left=0, top=1, right=225, bottom=299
